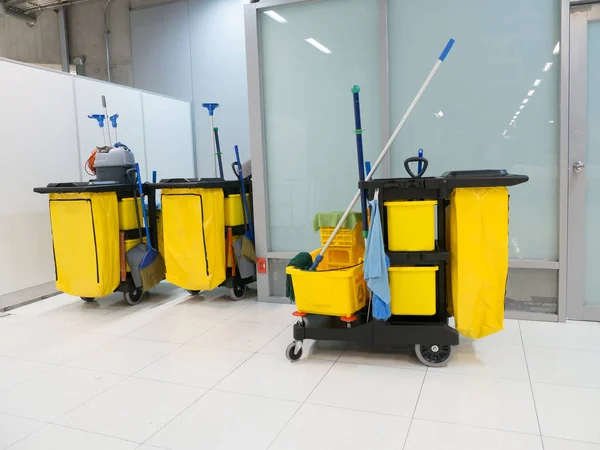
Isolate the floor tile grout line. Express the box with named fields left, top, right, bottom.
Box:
left=401, top=367, right=428, bottom=450
left=9, top=421, right=144, bottom=448
left=5, top=420, right=53, bottom=450
left=0, top=360, right=59, bottom=394
left=265, top=344, right=343, bottom=450
left=139, top=339, right=258, bottom=447
left=50, top=375, right=131, bottom=425
left=138, top=388, right=211, bottom=447
left=518, top=320, right=545, bottom=449
left=399, top=415, right=549, bottom=438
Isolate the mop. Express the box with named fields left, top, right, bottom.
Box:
left=202, top=103, right=221, bottom=178
left=311, top=38, right=455, bottom=270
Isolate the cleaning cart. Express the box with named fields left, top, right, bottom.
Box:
left=286, top=158, right=528, bottom=366
left=33, top=181, right=161, bottom=305
left=148, top=177, right=255, bottom=300
left=34, top=97, right=164, bottom=305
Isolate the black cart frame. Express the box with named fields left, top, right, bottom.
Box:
left=288, top=170, right=528, bottom=365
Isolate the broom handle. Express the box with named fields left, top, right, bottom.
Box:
left=310, top=38, right=454, bottom=270
left=135, top=163, right=153, bottom=249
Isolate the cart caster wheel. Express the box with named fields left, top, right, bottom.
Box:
left=286, top=341, right=303, bottom=362
left=124, top=288, right=144, bottom=305
left=80, top=297, right=95, bottom=302
left=414, top=344, right=454, bottom=367
left=228, top=284, right=247, bottom=301
left=187, top=290, right=201, bottom=296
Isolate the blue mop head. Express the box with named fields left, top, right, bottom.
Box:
left=373, top=293, right=391, bottom=321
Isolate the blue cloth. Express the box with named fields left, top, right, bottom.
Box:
left=363, top=198, right=391, bottom=320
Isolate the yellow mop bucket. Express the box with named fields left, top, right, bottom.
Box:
left=287, top=249, right=367, bottom=318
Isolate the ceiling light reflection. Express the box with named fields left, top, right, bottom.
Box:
left=264, top=10, right=288, bottom=23
left=553, top=42, right=560, bottom=55
left=305, top=38, right=332, bottom=54
left=543, top=62, right=553, bottom=72
left=534, top=79, right=542, bottom=87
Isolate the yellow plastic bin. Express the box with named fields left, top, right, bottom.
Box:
left=319, top=223, right=363, bottom=248
left=224, top=194, right=249, bottom=227
left=384, top=200, right=437, bottom=251
left=118, top=197, right=143, bottom=231
left=389, top=266, right=438, bottom=316
left=287, top=249, right=367, bottom=317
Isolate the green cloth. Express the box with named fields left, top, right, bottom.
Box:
left=312, top=212, right=363, bottom=232
left=286, top=252, right=313, bottom=301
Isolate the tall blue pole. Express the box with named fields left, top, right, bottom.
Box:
left=352, top=85, right=368, bottom=238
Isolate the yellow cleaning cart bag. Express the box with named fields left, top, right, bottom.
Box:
left=49, top=192, right=120, bottom=298
left=161, top=187, right=226, bottom=291
left=447, top=187, right=509, bottom=339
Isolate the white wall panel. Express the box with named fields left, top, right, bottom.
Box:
left=142, top=92, right=195, bottom=180
left=0, top=61, right=80, bottom=296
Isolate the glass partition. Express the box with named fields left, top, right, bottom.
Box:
left=387, top=0, right=560, bottom=260
left=260, top=0, right=380, bottom=252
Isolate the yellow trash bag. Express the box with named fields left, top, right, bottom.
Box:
left=447, top=187, right=509, bottom=339
left=161, top=187, right=226, bottom=291
left=49, top=192, right=120, bottom=298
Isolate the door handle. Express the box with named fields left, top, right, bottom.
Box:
left=573, top=160, right=585, bottom=174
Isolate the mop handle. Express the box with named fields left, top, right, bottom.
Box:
left=310, top=38, right=455, bottom=270
left=214, top=127, right=225, bottom=179
left=135, top=163, right=153, bottom=250
left=102, top=96, right=112, bottom=146
left=202, top=103, right=220, bottom=178
left=351, top=85, right=368, bottom=239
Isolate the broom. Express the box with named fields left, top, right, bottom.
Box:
left=134, top=163, right=165, bottom=290
left=234, top=145, right=256, bottom=262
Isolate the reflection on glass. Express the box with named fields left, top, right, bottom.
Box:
left=264, top=10, right=288, bottom=24
left=584, top=21, right=600, bottom=306
left=388, top=0, right=560, bottom=260
left=260, top=0, right=380, bottom=252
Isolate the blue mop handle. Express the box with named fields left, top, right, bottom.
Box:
left=351, top=85, right=368, bottom=239
left=417, top=149, right=424, bottom=175
left=135, top=163, right=153, bottom=250
left=88, top=114, right=105, bottom=127
left=202, top=103, right=219, bottom=115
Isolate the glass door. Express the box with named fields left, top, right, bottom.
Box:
left=568, top=3, right=600, bottom=320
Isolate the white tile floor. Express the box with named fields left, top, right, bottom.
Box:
left=1, top=285, right=600, bottom=449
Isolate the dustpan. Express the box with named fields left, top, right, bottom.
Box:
left=233, top=238, right=255, bottom=279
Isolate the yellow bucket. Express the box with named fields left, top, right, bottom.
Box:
left=118, top=198, right=143, bottom=231
left=384, top=200, right=437, bottom=251
left=224, top=194, right=249, bottom=227
left=389, top=266, right=438, bottom=316
left=286, top=249, right=366, bottom=317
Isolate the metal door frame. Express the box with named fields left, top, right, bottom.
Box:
left=566, top=2, right=600, bottom=320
